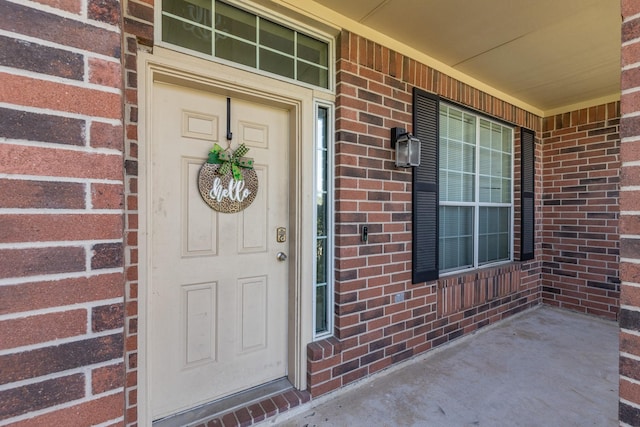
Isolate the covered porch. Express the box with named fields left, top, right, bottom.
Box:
left=273, top=305, right=618, bottom=426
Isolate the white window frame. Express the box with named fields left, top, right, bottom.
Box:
left=439, top=103, right=515, bottom=276
left=313, top=100, right=334, bottom=339
left=155, top=0, right=335, bottom=93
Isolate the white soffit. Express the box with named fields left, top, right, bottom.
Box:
left=274, top=0, right=621, bottom=116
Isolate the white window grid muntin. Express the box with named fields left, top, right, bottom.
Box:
left=313, top=101, right=334, bottom=340
left=439, top=204, right=474, bottom=271
left=158, top=1, right=333, bottom=92
left=439, top=104, right=514, bottom=276
left=215, top=21, right=330, bottom=75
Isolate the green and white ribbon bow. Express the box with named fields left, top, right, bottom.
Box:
left=207, top=143, right=254, bottom=180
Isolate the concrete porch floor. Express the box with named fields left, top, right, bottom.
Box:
left=266, top=306, right=619, bottom=427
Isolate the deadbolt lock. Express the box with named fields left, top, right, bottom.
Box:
left=276, top=227, right=287, bottom=243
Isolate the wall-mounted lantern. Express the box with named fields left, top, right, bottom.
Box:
left=390, top=127, right=421, bottom=168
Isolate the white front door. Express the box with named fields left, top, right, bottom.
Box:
left=149, top=81, right=290, bottom=419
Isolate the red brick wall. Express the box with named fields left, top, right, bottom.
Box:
left=121, top=1, right=154, bottom=424
left=0, top=1, right=125, bottom=425
left=619, top=0, right=640, bottom=422
left=111, top=4, right=627, bottom=424
left=540, top=105, right=620, bottom=319
left=306, top=31, right=543, bottom=397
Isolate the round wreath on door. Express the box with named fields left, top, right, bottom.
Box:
left=198, top=142, right=258, bottom=213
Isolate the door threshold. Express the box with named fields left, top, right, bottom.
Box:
left=153, top=378, right=298, bottom=427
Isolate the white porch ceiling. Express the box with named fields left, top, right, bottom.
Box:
left=302, top=0, right=621, bottom=115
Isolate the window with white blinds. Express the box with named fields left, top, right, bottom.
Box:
left=439, top=104, right=514, bottom=273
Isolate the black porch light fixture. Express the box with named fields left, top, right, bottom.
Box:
left=390, top=127, right=421, bottom=168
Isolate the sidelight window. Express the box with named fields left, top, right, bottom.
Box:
left=314, top=103, right=333, bottom=337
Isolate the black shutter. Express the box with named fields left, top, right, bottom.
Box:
left=412, top=88, right=439, bottom=283
left=520, top=127, right=535, bottom=261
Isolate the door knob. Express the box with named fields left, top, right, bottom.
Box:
left=276, top=252, right=287, bottom=262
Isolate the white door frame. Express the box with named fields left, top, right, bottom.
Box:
left=136, top=47, right=316, bottom=425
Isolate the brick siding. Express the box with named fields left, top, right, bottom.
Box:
left=306, top=30, right=543, bottom=398
left=0, top=1, right=623, bottom=425
left=0, top=1, right=125, bottom=425
left=620, top=0, right=640, bottom=423
left=541, top=104, right=621, bottom=319
left=121, top=1, right=154, bottom=424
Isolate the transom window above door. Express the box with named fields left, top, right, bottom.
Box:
left=161, top=0, right=330, bottom=89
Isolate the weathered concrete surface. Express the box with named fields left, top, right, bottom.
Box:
left=268, top=306, right=618, bottom=427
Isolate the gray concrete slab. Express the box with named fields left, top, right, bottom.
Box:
left=267, top=306, right=619, bottom=427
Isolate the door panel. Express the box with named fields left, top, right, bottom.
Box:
left=182, top=157, right=218, bottom=256
left=238, top=166, right=267, bottom=253
left=238, top=276, right=268, bottom=352
left=183, top=282, right=216, bottom=365
left=150, top=82, right=289, bottom=419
